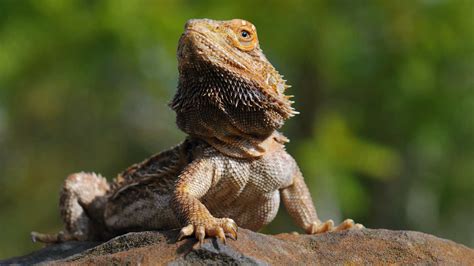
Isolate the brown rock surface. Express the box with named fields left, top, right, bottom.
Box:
left=2, top=228, right=473, bottom=265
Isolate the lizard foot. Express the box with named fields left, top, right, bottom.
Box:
left=176, top=218, right=238, bottom=245
left=306, top=219, right=364, bottom=234
left=31, top=231, right=77, bottom=244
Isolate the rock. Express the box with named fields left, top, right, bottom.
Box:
left=2, top=229, right=473, bottom=265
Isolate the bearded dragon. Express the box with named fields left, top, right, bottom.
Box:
left=32, top=18, right=363, bottom=245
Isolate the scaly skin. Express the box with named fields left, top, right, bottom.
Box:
left=31, top=19, right=363, bottom=245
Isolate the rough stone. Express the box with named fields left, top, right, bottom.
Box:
left=2, top=229, right=473, bottom=265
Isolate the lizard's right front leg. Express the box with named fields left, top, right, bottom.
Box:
left=172, top=158, right=237, bottom=244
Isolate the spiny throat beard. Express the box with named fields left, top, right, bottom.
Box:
left=170, top=19, right=296, bottom=158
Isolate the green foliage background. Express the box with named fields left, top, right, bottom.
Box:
left=0, top=0, right=473, bottom=258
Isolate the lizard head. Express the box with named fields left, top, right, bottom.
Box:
left=171, top=19, right=296, bottom=156
left=172, top=18, right=296, bottom=122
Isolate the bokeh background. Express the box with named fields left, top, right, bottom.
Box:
left=1, top=0, right=473, bottom=258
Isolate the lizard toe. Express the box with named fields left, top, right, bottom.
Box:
left=203, top=218, right=237, bottom=244
left=177, top=224, right=195, bottom=241
left=307, top=218, right=364, bottom=234
left=31, top=230, right=77, bottom=244
left=221, top=218, right=238, bottom=240
left=333, top=219, right=365, bottom=232
left=355, top=223, right=365, bottom=229
left=195, top=225, right=206, bottom=245
left=214, top=227, right=226, bottom=244
left=177, top=217, right=239, bottom=244
left=307, top=219, right=334, bottom=234
left=31, top=231, right=58, bottom=244
left=333, top=219, right=355, bottom=231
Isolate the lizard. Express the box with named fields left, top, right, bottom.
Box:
left=31, top=18, right=363, bottom=245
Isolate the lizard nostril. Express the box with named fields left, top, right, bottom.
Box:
left=184, top=19, right=197, bottom=30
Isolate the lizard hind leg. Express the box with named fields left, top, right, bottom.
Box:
left=31, top=172, right=110, bottom=243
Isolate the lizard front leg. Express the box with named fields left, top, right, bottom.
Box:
left=172, top=158, right=237, bottom=244
left=280, top=167, right=363, bottom=234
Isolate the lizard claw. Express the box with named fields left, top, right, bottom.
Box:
left=196, top=225, right=206, bottom=245
left=222, top=218, right=238, bottom=240
left=306, top=218, right=364, bottom=234
left=176, top=218, right=238, bottom=244
left=177, top=224, right=194, bottom=241
left=333, top=218, right=365, bottom=232
left=333, top=218, right=354, bottom=231
left=306, top=219, right=334, bottom=234
left=215, top=227, right=226, bottom=244
left=354, top=223, right=365, bottom=229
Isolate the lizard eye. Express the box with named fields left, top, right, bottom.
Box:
left=227, top=20, right=259, bottom=51
left=238, top=29, right=253, bottom=42
left=240, top=30, right=250, bottom=39
left=236, top=27, right=257, bottom=51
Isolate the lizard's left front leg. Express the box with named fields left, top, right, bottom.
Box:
left=280, top=167, right=363, bottom=234
left=172, top=158, right=237, bottom=244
